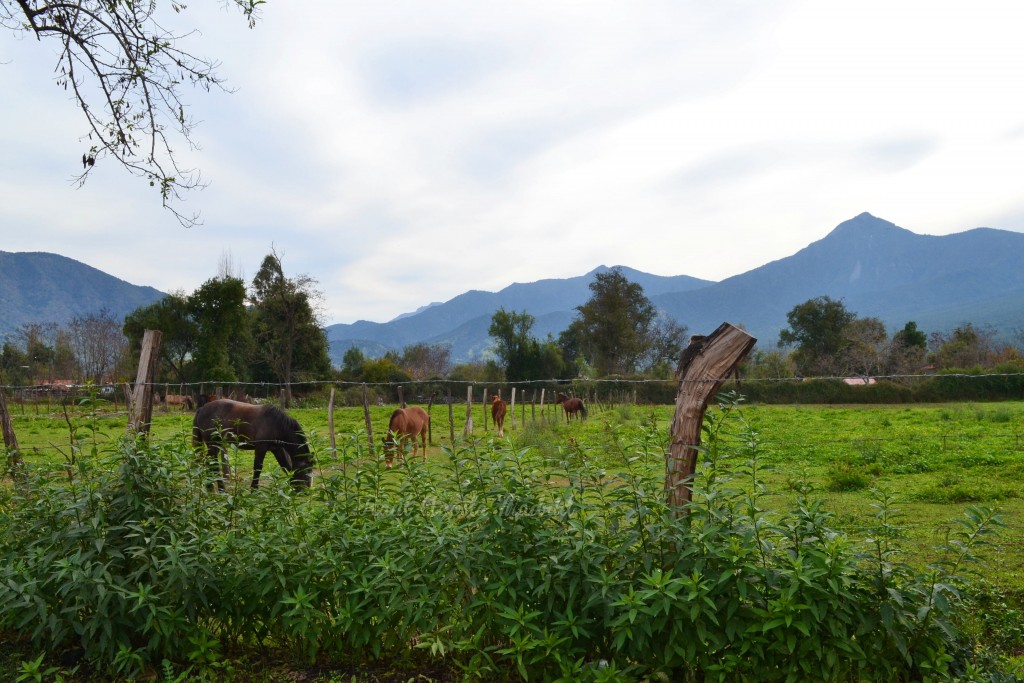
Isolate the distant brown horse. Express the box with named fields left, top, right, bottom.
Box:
left=383, top=406, right=429, bottom=466
left=491, top=394, right=508, bottom=437
left=192, top=399, right=313, bottom=490
left=555, top=392, right=588, bottom=422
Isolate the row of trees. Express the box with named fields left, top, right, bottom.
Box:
left=123, top=252, right=331, bottom=390
left=759, top=295, right=1019, bottom=379
left=0, top=311, right=128, bottom=387
left=4, top=268, right=1022, bottom=396
left=488, top=270, right=689, bottom=382
left=1, top=252, right=333, bottom=394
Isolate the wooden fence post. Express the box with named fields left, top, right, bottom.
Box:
left=482, top=388, right=489, bottom=431
left=510, top=387, right=517, bottom=429
left=666, top=323, right=756, bottom=513
left=1, top=386, right=22, bottom=476
left=362, top=383, right=375, bottom=458
left=463, top=385, right=474, bottom=436
left=447, top=388, right=455, bottom=444
left=127, top=329, right=162, bottom=437
left=427, top=393, right=435, bottom=445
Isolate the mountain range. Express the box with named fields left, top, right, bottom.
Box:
left=0, top=251, right=165, bottom=341
left=4, top=213, right=1024, bottom=364
left=325, top=213, right=1024, bottom=362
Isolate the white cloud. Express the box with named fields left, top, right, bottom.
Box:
left=3, top=0, right=1024, bottom=324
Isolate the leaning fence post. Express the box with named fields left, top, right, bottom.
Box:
left=666, top=323, right=756, bottom=514
left=127, top=329, right=162, bottom=437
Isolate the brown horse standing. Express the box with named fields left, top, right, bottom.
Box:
left=383, top=406, right=429, bottom=466
left=491, top=394, right=508, bottom=437
left=555, top=392, right=588, bottom=422
left=192, top=399, right=313, bottom=490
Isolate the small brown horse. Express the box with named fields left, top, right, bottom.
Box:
left=193, top=399, right=313, bottom=490
left=491, top=394, right=507, bottom=437
left=555, top=392, right=588, bottom=422
left=383, top=406, right=429, bottom=466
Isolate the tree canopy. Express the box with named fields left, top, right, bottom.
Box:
left=249, top=252, right=331, bottom=396
left=488, top=308, right=565, bottom=381
left=562, top=270, right=663, bottom=376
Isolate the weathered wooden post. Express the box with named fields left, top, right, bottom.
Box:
left=482, top=388, right=489, bottom=431
left=127, top=329, right=162, bottom=437
left=1, top=386, right=22, bottom=476
left=361, top=383, right=375, bottom=458
left=427, top=393, right=435, bottom=445
left=328, top=387, right=337, bottom=457
left=510, top=387, right=517, bottom=429
left=666, top=323, right=756, bottom=513
left=463, top=385, right=474, bottom=436
left=447, top=387, right=455, bottom=443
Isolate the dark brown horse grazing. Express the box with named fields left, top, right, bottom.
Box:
left=192, top=399, right=312, bottom=490
left=491, top=394, right=507, bottom=437
left=382, top=406, right=429, bottom=466
left=555, top=392, right=588, bottom=422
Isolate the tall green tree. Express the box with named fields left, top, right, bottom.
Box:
left=189, top=276, right=252, bottom=382
left=778, top=296, right=856, bottom=376
left=489, top=309, right=536, bottom=381
left=488, top=309, right=565, bottom=381
left=250, top=252, right=331, bottom=399
left=565, top=270, right=657, bottom=376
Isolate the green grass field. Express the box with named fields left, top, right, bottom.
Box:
left=8, top=395, right=1024, bottom=591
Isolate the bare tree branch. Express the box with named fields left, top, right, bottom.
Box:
left=3, top=0, right=265, bottom=226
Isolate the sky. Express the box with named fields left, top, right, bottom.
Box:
left=3, top=1, right=1024, bottom=326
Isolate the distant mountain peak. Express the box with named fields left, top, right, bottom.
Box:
left=827, top=212, right=901, bottom=236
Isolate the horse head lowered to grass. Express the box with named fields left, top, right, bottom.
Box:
left=192, top=399, right=313, bottom=490
left=382, top=406, right=429, bottom=467
left=554, top=392, right=588, bottom=422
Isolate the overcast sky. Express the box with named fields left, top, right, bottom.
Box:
left=3, top=1, right=1024, bottom=325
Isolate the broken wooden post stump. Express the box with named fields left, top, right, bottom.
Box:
left=666, top=323, right=756, bottom=512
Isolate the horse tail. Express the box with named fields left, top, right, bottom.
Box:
left=581, top=402, right=588, bottom=419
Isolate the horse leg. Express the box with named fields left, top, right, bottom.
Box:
left=204, top=441, right=228, bottom=492
left=419, top=431, right=427, bottom=462
left=252, top=447, right=268, bottom=488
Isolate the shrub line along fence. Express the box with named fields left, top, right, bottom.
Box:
left=2, top=325, right=758, bottom=515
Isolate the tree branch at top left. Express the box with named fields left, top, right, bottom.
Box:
left=3, top=0, right=265, bottom=227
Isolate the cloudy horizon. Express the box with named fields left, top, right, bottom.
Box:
left=3, top=1, right=1023, bottom=325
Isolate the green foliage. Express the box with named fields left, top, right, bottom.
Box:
left=250, top=253, right=332, bottom=386
left=562, top=269, right=658, bottom=376
left=488, top=308, right=567, bottom=381
left=779, top=296, right=857, bottom=375
left=2, top=403, right=1020, bottom=681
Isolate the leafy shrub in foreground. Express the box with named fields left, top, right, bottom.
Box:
left=0, top=402, right=1017, bottom=681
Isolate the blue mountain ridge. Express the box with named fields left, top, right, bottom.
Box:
left=327, top=213, right=1024, bottom=364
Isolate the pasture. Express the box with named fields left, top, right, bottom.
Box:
left=2, top=394, right=1023, bottom=680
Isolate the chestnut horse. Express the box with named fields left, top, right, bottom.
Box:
left=555, top=392, right=588, bottom=422
left=192, top=399, right=313, bottom=491
left=491, top=394, right=508, bottom=437
left=383, top=406, right=429, bottom=466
